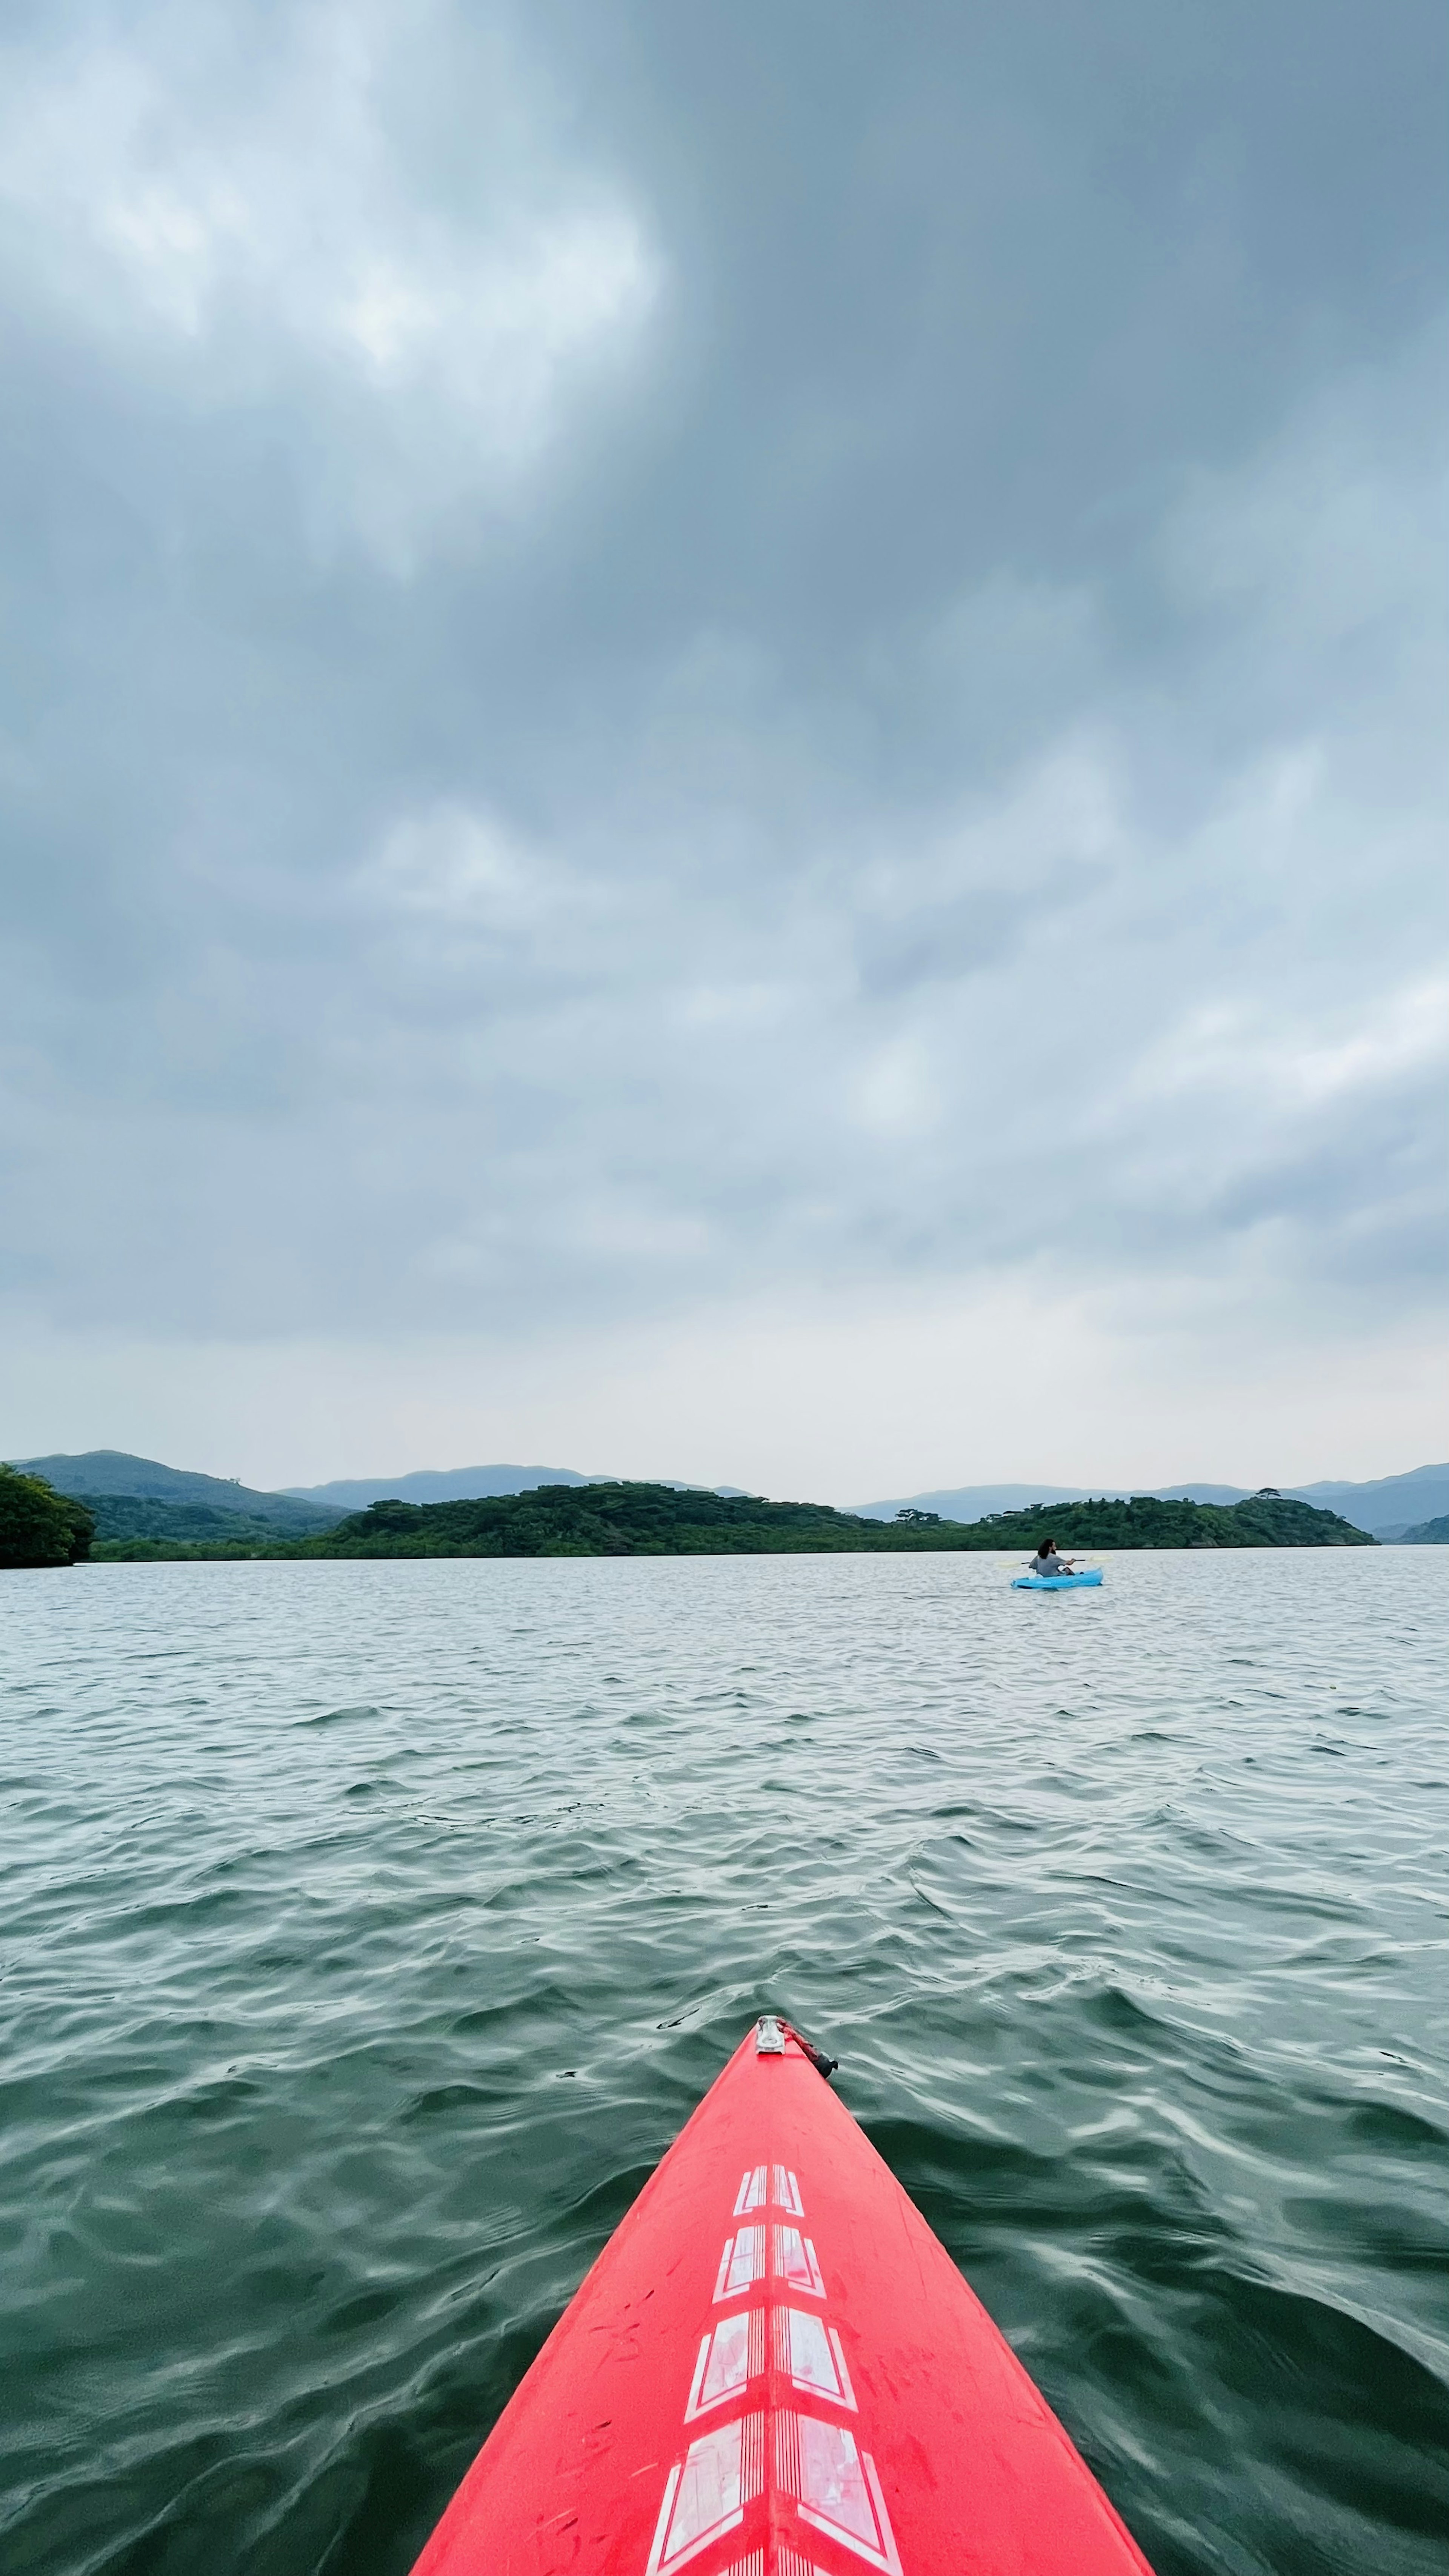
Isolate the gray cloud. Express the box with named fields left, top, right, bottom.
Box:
left=0, top=0, right=1445, bottom=1423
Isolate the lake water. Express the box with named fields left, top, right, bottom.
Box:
left=2, top=1550, right=1446, bottom=2576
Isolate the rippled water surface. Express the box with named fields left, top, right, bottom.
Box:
left=3, top=1551, right=1447, bottom=2576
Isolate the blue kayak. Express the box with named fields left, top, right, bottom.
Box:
left=1012, top=1570, right=1103, bottom=1590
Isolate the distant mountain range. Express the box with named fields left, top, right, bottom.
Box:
left=281, top=1463, right=592, bottom=1510
left=1283, top=1470, right=1449, bottom=1539
left=281, top=1465, right=753, bottom=1508
left=12, top=1449, right=1447, bottom=1544
left=850, top=1467, right=1449, bottom=1541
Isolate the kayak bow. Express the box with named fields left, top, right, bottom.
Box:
left=411, top=2017, right=1152, bottom=2576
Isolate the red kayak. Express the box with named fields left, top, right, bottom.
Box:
left=412, top=2018, right=1154, bottom=2576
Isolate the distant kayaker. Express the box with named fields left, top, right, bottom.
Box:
left=1031, top=1538, right=1077, bottom=1576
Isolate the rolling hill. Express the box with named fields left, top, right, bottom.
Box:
left=11, top=1452, right=340, bottom=1539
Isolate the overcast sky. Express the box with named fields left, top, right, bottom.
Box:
left=2, top=0, right=1444, bottom=1498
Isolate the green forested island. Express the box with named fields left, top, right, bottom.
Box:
left=80, top=1480, right=1374, bottom=1562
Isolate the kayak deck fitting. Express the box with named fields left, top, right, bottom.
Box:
left=411, top=2017, right=1152, bottom=2576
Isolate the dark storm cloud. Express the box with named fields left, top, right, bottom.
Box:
left=0, top=0, right=1444, bottom=1346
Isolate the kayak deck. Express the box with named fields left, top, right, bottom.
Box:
left=411, top=2018, right=1152, bottom=2576
left=1012, top=1571, right=1103, bottom=1589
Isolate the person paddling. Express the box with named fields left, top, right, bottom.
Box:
left=1029, top=1537, right=1077, bottom=1577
